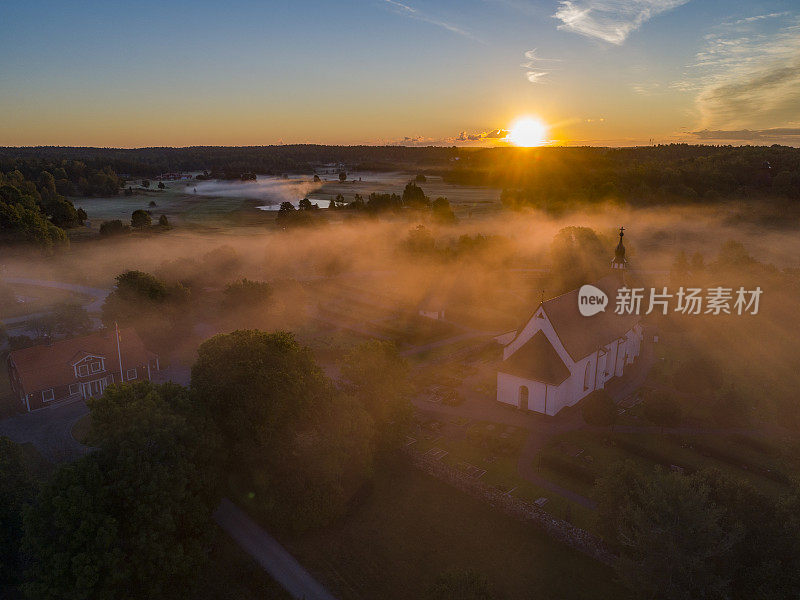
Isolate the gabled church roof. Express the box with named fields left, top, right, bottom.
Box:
left=499, top=330, right=570, bottom=385
left=539, top=275, right=639, bottom=361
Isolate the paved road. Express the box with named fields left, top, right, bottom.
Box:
left=0, top=398, right=90, bottom=462
left=214, top=499, right=337, bottom=600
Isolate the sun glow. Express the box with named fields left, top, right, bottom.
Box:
left=507, top=117, right=548, bottom=147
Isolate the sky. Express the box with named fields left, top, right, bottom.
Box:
left=0, top=0, right=798, bottom=147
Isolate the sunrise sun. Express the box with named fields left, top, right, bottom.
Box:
left=507, top=117, right=548, bottom=147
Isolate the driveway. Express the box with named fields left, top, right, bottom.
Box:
left=214, top=499, right=337, bottom=600
left=0, top=398, right=90, bottom=462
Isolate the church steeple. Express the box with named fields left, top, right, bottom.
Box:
left=611, top=226, right=628, bottom=271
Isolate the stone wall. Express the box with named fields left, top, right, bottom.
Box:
left=404, top=447, right=616, bottom=566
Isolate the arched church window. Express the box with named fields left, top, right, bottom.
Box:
left=584, top=362, right=592, bottom=391
left=518, top=386, right=529, bottom=410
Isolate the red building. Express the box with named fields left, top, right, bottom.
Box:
left=6, top=328, right=159, bottom=412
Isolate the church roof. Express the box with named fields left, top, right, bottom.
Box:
left=499, top=330, right=570, bottom=385
left=540, top=275, right=639, bottom=361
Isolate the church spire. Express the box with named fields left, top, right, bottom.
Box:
left=611, top=226, right=628, bottom=271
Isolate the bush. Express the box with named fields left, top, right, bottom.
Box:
left=99, top=219, right=129, bottom=237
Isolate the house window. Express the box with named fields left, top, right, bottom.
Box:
left=126, top=368, right=137, bottom=380
left=90, top=361, right=102, bottom=373
left=69, top=383, right=80, bottom=395
left=78, top=364, right=89, bottom=377
left=42, top=388, right=54, bottom=403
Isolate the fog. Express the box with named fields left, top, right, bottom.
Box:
left=3, top=197, right=800, bottom=424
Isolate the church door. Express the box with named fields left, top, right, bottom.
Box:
left=519, top=386, right=529, bottom=411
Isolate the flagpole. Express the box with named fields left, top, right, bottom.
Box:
left=115, top=322, right=124, bottom=383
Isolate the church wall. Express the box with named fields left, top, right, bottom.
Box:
left=496, top=373, right=549, bottom=413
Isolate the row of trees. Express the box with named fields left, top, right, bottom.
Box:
left=596, top=462, right=800, bottom=599
left=1, top=329, right=412, bottom=597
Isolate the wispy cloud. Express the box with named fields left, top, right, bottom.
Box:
left=691, top=128, right=800, bottom=143
left=382, top=0, right=484, bottom=43
left=553, top=0, right=689, bottom=45
left=676, top=14, right=800, bottom=130
left=732, top=12, right=788, bottom=25
left=521, top=48, right=558, bottom=83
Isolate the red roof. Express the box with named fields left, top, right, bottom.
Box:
left=8, top=328, right=154, bottom=393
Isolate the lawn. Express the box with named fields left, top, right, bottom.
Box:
left=193, top=528, right=291, bottom=600
left=534, top=429, right=793, bottom=502
left=411, top=418, right=596, bottom=531
left=284, top=463, right=624, bottom=600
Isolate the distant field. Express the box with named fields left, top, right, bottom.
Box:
left=72, top=173, right=502, bottom=231
left=284, top=463, right=625, bottom=600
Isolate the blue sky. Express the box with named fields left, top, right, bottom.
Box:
left=1, top=0, right=798, bottom=146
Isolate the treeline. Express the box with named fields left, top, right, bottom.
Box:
left=0, top=146, right=458, bottom=179
left=0, top=170, right=83, bottom=249
left=0, top=330, right=411, bottom=598
left=445, top=144, right=800, bottom=211
left=0, top=157, right=122, bottom=197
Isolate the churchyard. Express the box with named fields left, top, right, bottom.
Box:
left=281, top=462, right=625, bottom=600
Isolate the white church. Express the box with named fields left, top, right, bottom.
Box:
left=496, top=228, right=643, bottom=416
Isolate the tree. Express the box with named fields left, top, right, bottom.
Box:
left=415, top=173, right=427, bottom=183
left=221, top=278, right=271, bottom=309
left=130, top=209, right=151, bottom=229
left=339, top=340, right=412, bottom=453
left=313, top=174, right=321, bottom=182
left=550, top=226, right=607, bottom=290
left=427, top=570, right=496, bottom=600
left=101, top=270, right=190, bottom=352
left=191, top=330, right=375, bottom=532
left=141, top=179, right=150, bottom=188
left=51, top=302, right=91, bottom=336
left=158, top=214, right=170, bottom=228
left=298, top=197, right=313, bottom=210
left=0, top=437, right=36, bottom=587
left=157, top=181, right=166, bottom=189
left=338, top=171, right=347, bottom=182
left=402, top=181, right=429, bottom=208
left=99, top=219, right=129, bottom=237
left=643, top=389, right=682, bottom=432
left=596, top=465, right=734, bottom=599
left=22, top=382, right=219, bottom=600
left=580, top=389, right=617, bottom=429
left=148, top=200, right=157, bottom=207
left=431, top=197, right=456, bottom=223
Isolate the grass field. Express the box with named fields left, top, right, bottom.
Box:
left=535, top=429, right=792, bottom=501
left=194, top=529, right=291, bottom=600
left=284, top=463, right=624, bottom=600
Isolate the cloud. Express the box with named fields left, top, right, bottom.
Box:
left=676, top=14, right=800, bottom=130
left=553, top=0, right=689, bottom=44
left=521, top=48, right=558, bottom=83
left=733, top=12, right=788, bottom=25
left=690, top=128, right=800, bottom=143
left=382, top=0, right=484, bottom=43
left=456, top=129, right=510, bottom=141
left=630, top=82, right=661, bottom=95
